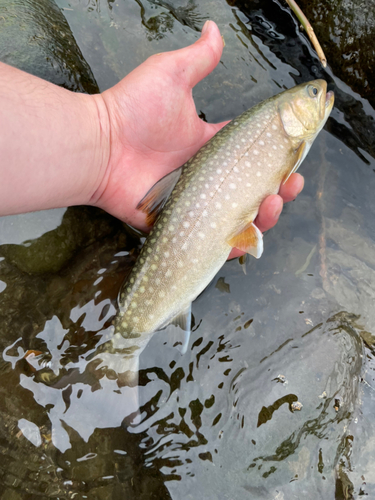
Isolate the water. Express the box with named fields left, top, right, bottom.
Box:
left=0, top=0, right=375, bottom=498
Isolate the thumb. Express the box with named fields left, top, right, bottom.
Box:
left=173, top=21, right=224, bottom=88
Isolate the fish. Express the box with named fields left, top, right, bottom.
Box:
left=112, top=79, right=334, bottom=358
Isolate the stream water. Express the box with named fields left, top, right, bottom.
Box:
left=0, top=1, right=375, bottom=498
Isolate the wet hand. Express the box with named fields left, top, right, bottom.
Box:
left=91, top=21, right=304, bottom=257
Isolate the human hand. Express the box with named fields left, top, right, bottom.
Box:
left=91, top=21, right=304, bottom=256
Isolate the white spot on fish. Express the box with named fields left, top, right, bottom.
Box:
left=198, top=232, right=205, bottom=239
left=272, top=124, right=277, bottom=130
left=253, top=149, right=259, bottom=156
left=266, top=132, right=272, bottom=137
left=232, top=202, right=238, bottom=208
left=133, top=317, right=139, bottom=323
left=180, top=231, right=184, bottom=237
left=200, top=194, right=206, bottom=199
left=210, top=222, right=217, bottom=228
left=225, top=194, right=230, bottom=200
left=183, top=221, right=190, bottom=228
left=217, top=168, right=222, bottom=174
left=177, top=261, right=183, bottom=268
left=245, top=161, right=251, bottom=167
left=259, top=140, right=265, bottom=146
left=233, top=166, right=239, bottom=173
left=215, top=202, right=222, bottom=209
left=246, top=182, right=251, bottom=187
left=189, top=211, right=195, bottom=218
left=202, top=210, right=208, bottom=217
left=229, top=183, right=236, bottom=190
left=257, top=171, right=261, bottom=177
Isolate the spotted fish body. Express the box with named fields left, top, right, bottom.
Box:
left=115, top=80, right=334, bottom=342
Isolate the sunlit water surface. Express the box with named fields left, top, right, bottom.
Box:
left=0, top=0, right=375, bottom=498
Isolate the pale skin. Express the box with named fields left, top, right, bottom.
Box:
left=0, top=21, right=303, bottom=259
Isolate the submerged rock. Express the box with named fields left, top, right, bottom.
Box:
left=0, top=0, right=98, bottom=93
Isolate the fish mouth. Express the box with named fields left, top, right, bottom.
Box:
left=325, top=90, right=334, bottom=108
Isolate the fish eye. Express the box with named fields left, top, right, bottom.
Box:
left=308, top=85, right=318, bottom=98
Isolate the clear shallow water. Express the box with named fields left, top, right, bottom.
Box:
left=1, top=0, right=375, bottom=498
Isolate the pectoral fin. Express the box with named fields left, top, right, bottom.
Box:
left=137, top=167, right=182, bottom=226
left=283, top=141, right=306, bottom=184
left=228, top=222, right=263, bottom=259
left=239, top=254, right=247, bottom=274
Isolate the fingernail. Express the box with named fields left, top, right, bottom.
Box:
left=202, top=20, right=211, bottom=35
left=273, top=205, right=282, bottom=219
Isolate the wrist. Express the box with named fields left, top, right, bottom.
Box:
left=84, top=92, right=112, bottom=208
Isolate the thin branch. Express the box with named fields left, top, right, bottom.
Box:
left=285, top=0, right=327, bottom=68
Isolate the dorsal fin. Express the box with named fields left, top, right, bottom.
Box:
left=283, top=141, right=306, bottom=184
left=227, top=222, right=263, bottom=259
left=137, top=167, right=182, bottom=226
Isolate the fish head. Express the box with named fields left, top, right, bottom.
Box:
left=279, top=79, right=334, bottom=145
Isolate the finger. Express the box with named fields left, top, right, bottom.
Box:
left=228, top=247, right=244, bottom=260
left=173, top=21, right=224, bottom=89
left=278, top=173, right=304, bottom=202
left=255, top=194, right=283, bottom=233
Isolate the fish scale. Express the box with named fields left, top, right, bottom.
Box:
left=115, top=80, right=334, bottom=341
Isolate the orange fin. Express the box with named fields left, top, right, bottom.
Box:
left=137, top=167, right=182, bottom=226
left=283, top=141, right=306, bottom=184
left=228, top=222, right=263, bottom=259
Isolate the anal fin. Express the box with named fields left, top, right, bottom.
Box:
left=228, top=222, right=263, bottom=259
left=137, top=166, right=182, bottom=226
left=169, top=304, right=192, bottom=354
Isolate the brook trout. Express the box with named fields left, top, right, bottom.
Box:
left=114, top=80, right=334, bottom=347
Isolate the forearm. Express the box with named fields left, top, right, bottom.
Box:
left=0, top=62, right=109, bottom=216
